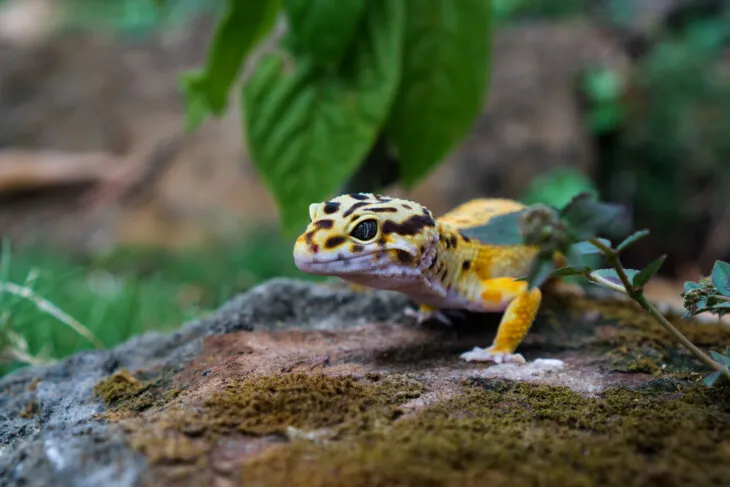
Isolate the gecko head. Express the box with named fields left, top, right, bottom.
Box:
left=293, top=193, right=438, bottom=282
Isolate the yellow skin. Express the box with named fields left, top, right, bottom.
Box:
left=292, top=192, right=544, bottom=364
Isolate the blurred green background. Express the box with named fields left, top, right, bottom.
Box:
left=0, top=0, right=728, bottom=375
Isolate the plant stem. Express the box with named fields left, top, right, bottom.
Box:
left=587, top=238, right=730, bottom=381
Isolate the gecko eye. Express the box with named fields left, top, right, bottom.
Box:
left=350, top=219, right=378, bottom=242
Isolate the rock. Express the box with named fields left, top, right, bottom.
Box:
left=0, top=278, right=729, bottom=486
left=0, top=278, right=413, bottom=486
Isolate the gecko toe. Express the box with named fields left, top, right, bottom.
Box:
left=404, top=307, right=454, bottom=326
left=459, top=347, right=526, bottom=364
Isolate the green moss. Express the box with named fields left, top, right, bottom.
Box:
left=567, top=297, right=730, bottom=374
left=241, top=379, right=730, bottom=487
left=94, top=368, right=181, bottom=415
left=120, top=372, right=425, bottom=466
left=94, top=369, right=144, bottom=405
left=200, top=372, right=425, bottom=436
left=18, top=399, right=39, bottom=419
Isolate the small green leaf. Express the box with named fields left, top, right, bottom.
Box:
left=616, top=229, right=650, bottom=252
left=571, top=239, right=612, bottom=255
left=386, top=0, right=492, bottom=186
left=459, top=210, right=527, bottom=246
left=711, top=260, right=730, bottom=296
left=180, top=0, right=281, bottom=132
left=560, top=193, right=630, bottom=240
left=526, top=253, right=556, bottom=289
left=709, top=350, right=730, bottom=367
left=565, top=245, right=586, bottom=269
left=283, top=0, right=365, bottom=65
left=684, top=281, right=701, bottom=292
left=242, top=0, right=406, bottom=233
left=703, top=370, right=723, bottom=387
left=632, top=254, right=666, bottom=289
left=591, top=268, right=639, bottom=288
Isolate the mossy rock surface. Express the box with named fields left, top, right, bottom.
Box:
left=0, top=278, right=729, bottom=487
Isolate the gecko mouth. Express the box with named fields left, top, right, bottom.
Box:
left=294, top=253, right=377, bottom=271
left=293, top=250, right=410, bottom=275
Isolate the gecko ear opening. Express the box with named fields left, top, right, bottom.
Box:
left=309, top=203, right=320, bottom=222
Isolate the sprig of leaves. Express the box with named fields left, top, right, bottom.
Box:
left=682, top=261, right=730, bottom=319
left=464, top=192, right=730, bottom=387
left=461, top=193, right=629, bottom=289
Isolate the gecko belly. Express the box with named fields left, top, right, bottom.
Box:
left=397, top=283, right=511, bottom=313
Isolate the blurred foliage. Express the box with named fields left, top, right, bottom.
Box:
left=58, top=0, right=224, bottom=37
left=0, top=229, right=310, bottom=376
left=521, top=166, right=598, bottom=209
left=581, top=5, right=730, bottom=266
left=180, top=0, right=493, bottom=233
left=492, top=0, right=591, bottom=22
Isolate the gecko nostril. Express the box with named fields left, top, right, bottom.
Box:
left=312, top=245, right=319, bottom=253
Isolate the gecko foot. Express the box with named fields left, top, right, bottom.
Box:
left=459, top=346, right=526, bottom=364
left=404, top=307, right=452, bottom=325
left=404, top=307, right=466, bottom=326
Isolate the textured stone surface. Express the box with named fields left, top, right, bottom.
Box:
left=0, top=279, right=414, bottom=486
left=0, top=278, right=727, bottom=487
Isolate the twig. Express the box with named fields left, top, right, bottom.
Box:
left=586, top=238, right=730, bottom=381
left=0, top=281, right=104, bottom=349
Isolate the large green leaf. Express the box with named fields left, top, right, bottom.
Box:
left=459, top=210, right=526, bottom=246
left=560, top=193, right=630, bottom=240
left=386, top=0, right=492, bottom=186
left=180, top=0, right=281, bottom=132
left=283, top=0, right=365, bottom=66
left=242, top=0, right=406, bottom=232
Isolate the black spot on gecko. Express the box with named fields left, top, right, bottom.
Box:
left=440, top=268, right=448, bottom=282
left=441, top=234, right=454, bottom=249
left=462, top=260, right=471, bottom=271
left=351, top=244, right=364, bottom=253
left=323, top=202, right=340, bottom=214
left=459, top=231, right=471, bottom=243
left=396, top=250, right=412, bottom=264
left=325, top=236, right=346, bottom=249
left=370, top=207, right=397, bottom=213
left=349, top=193, right=370, bottom=201
left=381, top=215, right=435, bottom=236
left=449, top=235, right=458, bottom=248
left=419, top=246, right=425, bottom=255
left=313, top=219, right=333, bottom=229
left=342, top=202, right=369, bottom=217
left=402, top=204, right=413, bottom=210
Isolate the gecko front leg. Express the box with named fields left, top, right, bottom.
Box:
left=460, top=278, right=542, bottom=364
